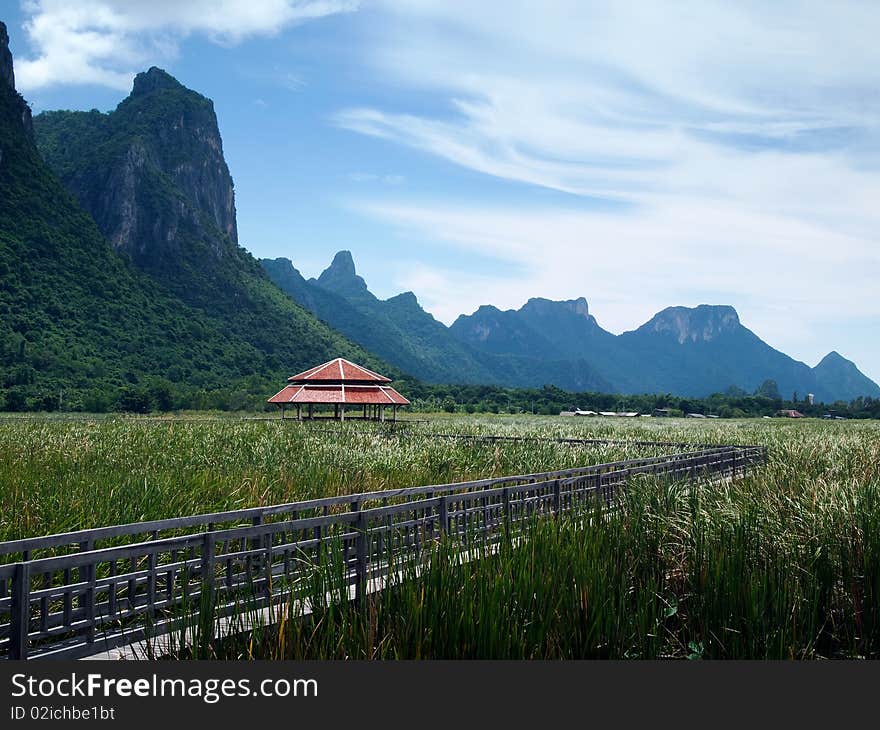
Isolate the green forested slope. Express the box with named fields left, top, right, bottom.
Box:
left=1, top=42, right=390, bottom=411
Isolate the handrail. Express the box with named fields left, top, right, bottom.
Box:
left=0, top=442, right=767, bottom=660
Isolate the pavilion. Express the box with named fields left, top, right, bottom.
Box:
left=267, top=358, right=410, bottom=421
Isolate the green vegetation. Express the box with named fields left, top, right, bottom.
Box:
left=406, top=382, right=880, bottom=419
left=0, top=414, right=665, bottom=541
left=1, top=65, right=389, bottom=414
left=170, top=416, right=879, bottom=660
left=2, top=414, right=879, bottom=658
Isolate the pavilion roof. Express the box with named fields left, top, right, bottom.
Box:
left=287, top=358, right=391, bottom=384
left=267, top=383, right=410, bottom=406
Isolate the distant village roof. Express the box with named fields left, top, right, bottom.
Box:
left=268, top=358, right=409, bottom=407
left=778, top=409, right=805, bottom=418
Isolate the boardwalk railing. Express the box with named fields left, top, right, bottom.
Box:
left=0, top=443, right=766, bottom=660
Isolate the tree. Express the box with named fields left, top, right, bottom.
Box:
left=755, top=379, right=781, bottom=400
left=442, top=395, right=457, bottom=413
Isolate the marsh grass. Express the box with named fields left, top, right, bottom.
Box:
left=186, top=468, right=880, bottom=659
left=2, top=413, right=879, bottom=659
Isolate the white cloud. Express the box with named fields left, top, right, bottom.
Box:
left=16, top=0, right=359, bottom=90
left=336, top=1, right=880, bottom=378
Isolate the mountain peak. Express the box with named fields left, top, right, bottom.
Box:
left=818, top=350, right=845, bottom=365
left=131, top=67, right=185, bottom=97
left=641, top=304, right=740, bottom=344
left=387, top=291, right=419, bottom=306
left=1, top=21, right=15, bottom=91
left=522, top=296, right=590, bottom=319
left=316, top=250, right=371, bottom=298
left=813, top=350, right=880, bottom=399
left=327, top=250, right=356, bottom=277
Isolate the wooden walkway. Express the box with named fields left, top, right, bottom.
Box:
left=0, top=439, right=766, bottom=660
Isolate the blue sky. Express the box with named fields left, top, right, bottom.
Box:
left=4, top=1, right=880, bottom=383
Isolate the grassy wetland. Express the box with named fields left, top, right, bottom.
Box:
left=2, top=413, right=879, bottom=659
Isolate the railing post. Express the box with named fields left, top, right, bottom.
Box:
left=10, top=562, right=30, bottom=660
left=502, top=487, right=511, bottom=540
left=438, top=495, right=448, bottom=537
left=354, top=509, right=368, bottom=608
left=80, top=540, right=95, bottom=644
left=201, top=530, right=216, bottom=605
left=552, top=479, right=561, bottom=516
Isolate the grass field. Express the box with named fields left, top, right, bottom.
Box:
left=2, top=413, right=879, bottom=659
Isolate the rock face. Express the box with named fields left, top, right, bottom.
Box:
left=635, top=305, right=741, bottom=344
left=31, top=66, right=389, bottom=384
left=0, top=22, right=33, bottom=148
left=314, top=250, right=371, bottom=300
left=34, top=67, right=237, bottom=276
left=0, top=21, right=14, bottom=90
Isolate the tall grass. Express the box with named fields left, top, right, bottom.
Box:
left=2, top=413, right=879, bottom=658
left=0, top=415, right=679, bottom=540
left=187, top=467, right=880, bottom=660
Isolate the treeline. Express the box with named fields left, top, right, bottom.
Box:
left=2, top=376, right=880, bottom=419
left=402, top=380, right=880, bottom=420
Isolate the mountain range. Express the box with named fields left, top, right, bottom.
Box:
left=0, top=21, right=877, bottom=409
left=263, top=253, right=879, bottom=402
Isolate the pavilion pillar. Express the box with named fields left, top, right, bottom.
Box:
left=308, top=404, right=314, bottom=420
left=334, top=404, right=339, bottom=419
left=296, top=404, right=302, bottom=421
left=281, top=405, right=285, bottom=420
left=363, top=404, right=367, bottom=419
left=340, top=404, right=346, bottom=422
left=393, top=405, right=397, bottom=422
left=380, top=405, right=385, bottom=422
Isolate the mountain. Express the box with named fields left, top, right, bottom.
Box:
left=452, top=297, right=649, bottom=393
left=0, top=38, right=387, bottom=411
left=812, top=351, right=880, bottom=402
left=616, top=305, right=819, bottom=398
left=31, top=66, right=389, bottom=382
left=264, top=245, right=878, bottom=401
left=451, top=297, right=879, bottom=401
left=262, top=253, right=613, bottom=391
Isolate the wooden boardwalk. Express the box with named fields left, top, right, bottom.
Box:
left=0, top=439, right=766, bottom=660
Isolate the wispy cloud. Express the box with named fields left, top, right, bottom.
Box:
left=346, top=172, right=405, bottom=185
left=337, top=1, right=880, bottom=375
left=16, top=0, right=359, bottom=90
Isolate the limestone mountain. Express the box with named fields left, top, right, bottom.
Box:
left=31, top=66, right=389, bottom=390
left=264, top=247, right=878, bottom=400
left=0, top=36, right=387, bottom=410
left=812, top=351, right=880, bottom=402
left=616, top=305, right=821, bottom=398
left=261, top=254, right=612, bottom=391
left=452, top=298, right=880, bottom=401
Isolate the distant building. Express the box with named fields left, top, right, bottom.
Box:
left=777, top=409, right=805, bottom=418
left=686, top=413, right=706, bottom=419
left=807, top=393, right=815, bottom=405
left=652, top=408, right=672, bottom=417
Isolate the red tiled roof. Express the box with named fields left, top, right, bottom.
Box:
left=287, top=358, right=391, bottom=383
left=267, top=384, right=410, bottom=405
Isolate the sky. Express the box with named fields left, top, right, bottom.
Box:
left=4, top=0, right=879, bottom=382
